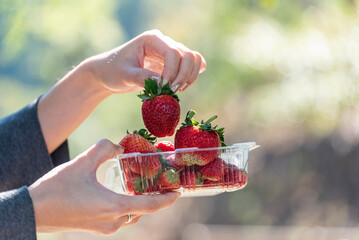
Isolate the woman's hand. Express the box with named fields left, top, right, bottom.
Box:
left=29, top=139, right=180, bottom=234
left=85, top=29, right=207, bottom=93
left=38, top=30, right=206, bottom=153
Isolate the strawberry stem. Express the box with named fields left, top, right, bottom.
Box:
left=204, top=115, right=217, bottom=125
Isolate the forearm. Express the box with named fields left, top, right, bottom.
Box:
left=38, top=61, right=112, bottom=153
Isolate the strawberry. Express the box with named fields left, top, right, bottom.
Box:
left=119, top=129, right=157, bottom=154
left=180, top=168, right=203, bottom=189
left=119, top=129, right=162, bottom=178
left=155, top=141, right=175, bottom=152
left=127, top=174, right=158, bottom=195
left=157, top=168, right=181, bottom=191
left=223, top=163, right=247, bottom=187
left=202, top=179, right=223, bottom=188
left=175, top=110, right=225, bottom=166
left=138, top=78, right=180, bottom=137
left=199, top=157, right=225, bottom=181
left=126, top=174, right=147, bottom=195
left=165, top=154, right=183, bottom=171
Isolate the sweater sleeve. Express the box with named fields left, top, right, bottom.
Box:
left=0, top=186, right=36, bottom=240
left=0, top=97, right=70, bottom=192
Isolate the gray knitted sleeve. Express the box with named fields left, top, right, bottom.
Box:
left=0, top=187, right=37, bottom=240
left=0, top=97, right=70, bottom=239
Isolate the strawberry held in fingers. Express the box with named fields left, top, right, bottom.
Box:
left=119, top=129, right=162, bottom=178
left=138, top=78, right=180, bottom=137
left=175, top=110, right=226, bottom=166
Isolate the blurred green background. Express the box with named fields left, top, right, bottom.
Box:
left=1, top=0, right=359, bottom=239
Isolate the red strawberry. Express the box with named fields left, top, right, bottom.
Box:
left=138, top=78, right=180, bottom=137
left=157, top=168, right=181, bottom=190
left=199, top=157, right=225, bottom=181
left=164, top=154, right=182, bottom=171
left=119, top=129, right=157, bottom=154
left=155, top=141, right=175, bottom=152
left=175, top=110, right=225, bottom=166
left=126, top=174, right=146, bottom=195
left=119, top=129, right=162, bottom=178
left=180, top=168, right=203, bottom=189
left=224, top=163, right=247, bottom=187
left=127, top=174, right=158, bottom=195
left=203, top=179, right=223, bottom=188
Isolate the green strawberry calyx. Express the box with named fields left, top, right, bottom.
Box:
left=181, top=110, right=227, bottom=147
left=132, top=176, right=147, bottom=193
left=138, top=78, right=180, bottom=102
left=163, top=168, right=182, bottom=184
left=127, top=128, right=157, bottom=144
left=195, top=172, right=204, bottom=186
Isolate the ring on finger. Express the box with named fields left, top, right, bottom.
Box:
left=126, top=214, right=133, bottom=223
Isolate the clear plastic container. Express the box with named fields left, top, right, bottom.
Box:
left=105, top=142, right=259, bottom=197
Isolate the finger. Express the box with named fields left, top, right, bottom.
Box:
left=199, top=53, right=207, bottom=73
left=170, top=51, right=195, bottom=92
left=143, top=33, right=181, bottom=86
left=120, top=192, right=181, bottom=215
left=81, top=139, right=124, bottom=169
left=179, top=53, right=202, bottom=92
left=161, top=47, right=181, bottom=86
left=131, top=67, right=161, bottom=87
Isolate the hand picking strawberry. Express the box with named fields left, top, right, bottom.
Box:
left=138, top=78, right=180, bottom=137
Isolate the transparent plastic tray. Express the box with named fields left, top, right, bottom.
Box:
left=105, top=142, right=259, bottom=197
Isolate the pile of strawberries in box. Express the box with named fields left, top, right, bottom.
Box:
left=118, top=78, right=247, bottom=195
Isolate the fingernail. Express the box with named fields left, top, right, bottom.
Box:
left=179, top=83, right=188, bottom=91
left=150, top=76, right=160, bottom=81
left=171, top=84, right=179, bottom=92
left=162, top=78, right=169, bottom=85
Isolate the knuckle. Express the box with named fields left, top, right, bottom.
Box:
left=184, top=52, right=196, bottom=64
left=97, top=138, right=112, bottom=148
left=146, top=29, right=163, bottom=36
left=194, top=52, right=203, bottom=62
left=167, top=47, right=181, bottom=59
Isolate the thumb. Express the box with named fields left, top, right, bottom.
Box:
left=133, top=68, right=161, bottom=86
left=82, top=139, right=124, bottom=169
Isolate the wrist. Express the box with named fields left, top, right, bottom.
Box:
left=76, top=59, right=113, bottom=97
left=28, top=184, right=47, bottom=230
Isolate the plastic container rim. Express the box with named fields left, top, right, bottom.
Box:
left=113, top=142, right=260, bottom=160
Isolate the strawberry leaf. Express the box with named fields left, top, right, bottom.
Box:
left=180, top=110, right=226, bottom=146
left=138, top=78, right=179, bottom=102
left=131, top=128, right=157, bottom=144
left=133, top=176, right=147, bottom=193
left=164, top=169, right=180, bottom=184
